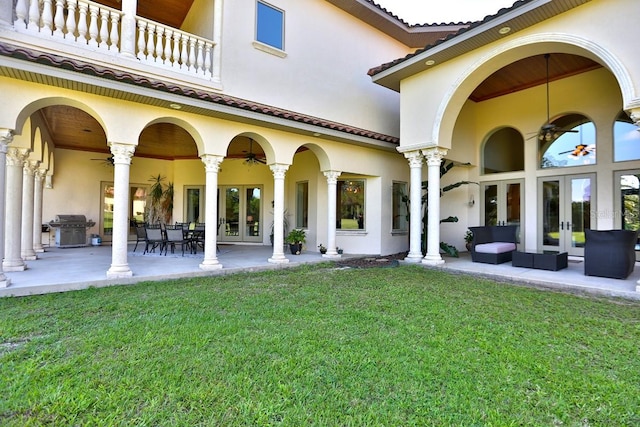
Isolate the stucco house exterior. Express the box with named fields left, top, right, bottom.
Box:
left=0, top=0, right=638, bottom=286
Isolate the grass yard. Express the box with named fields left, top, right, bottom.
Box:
left=1, top=264, right=639, bottom=426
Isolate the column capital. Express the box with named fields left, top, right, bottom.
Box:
left=109, top=142, right=135, bottom=165
left=6, top=147, right=31, bottom=166
left=0, top=128, right=14, bottom=149
left=629, top=109, right=640, bottom=126
left=23, top=160, right=40, bottom=175
left=269, top=163, right=289, bottom=179
left=422, top=146, right=448, bottom=166
left=200, top=154, right=224, bottom=172
left=403, top=150, right=423, bottom=168
left=322, top=170, right=342, bottom=184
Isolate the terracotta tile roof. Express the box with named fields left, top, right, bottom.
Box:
left=363, top=0, right=475, bottom=26
left=0, top=43, right=399, bottom=145
left=368, top=0, right=530, bottom=76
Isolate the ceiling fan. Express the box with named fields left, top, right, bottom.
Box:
left=243, top=139, right=266, bottom=165
left=533, top=54, right=579, bottom=142
left=90, top=155, right=114, bottom=166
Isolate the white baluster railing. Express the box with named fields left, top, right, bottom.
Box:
left=136, top=17, right=215, bottom=79
left=12, top=0, right=217, bottom=81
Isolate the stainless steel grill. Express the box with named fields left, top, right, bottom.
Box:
left=48, top=215, right=96, bottom=248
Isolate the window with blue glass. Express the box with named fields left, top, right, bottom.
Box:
left=256, top=1, right=284, bottom=50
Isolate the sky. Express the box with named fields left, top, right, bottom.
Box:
left=373, top=0, right=518, bottom=25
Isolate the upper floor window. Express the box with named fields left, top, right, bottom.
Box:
left=256, top=1, right=284, bottom=51
left=614, top=111, right=640, bottom=162
left=539, top=114, right=596, bottom=169
left=482, top=127, right=524, bottom=174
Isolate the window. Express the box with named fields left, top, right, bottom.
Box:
left=256, top=1, right=284, bottom=50
left=296, top=181, right=308, bottom=228
left=482, top=127, right=524, bottom=174
left=614, top=111, right=640, bottom=162
left=540, top=114, right=596, bottom=168
left=337, top=180, right=365, bottom=230
left=392, top=182, right=408, bottom=232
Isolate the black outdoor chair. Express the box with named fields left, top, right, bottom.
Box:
left=133, top=224, right=147, bottom=252
left=143, top=225, right=165, bottom=254
left=164, top=226, right=188, bottom=256
left=468, top=225, right=518, bottom=264
left=584, top=229, right=638, bottom=279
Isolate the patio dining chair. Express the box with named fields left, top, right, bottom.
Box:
left=143, top=226, right=165, bottom=254
left=133, top=224, right=147, bottom=252
left=164, top=226, right=188, bottom=256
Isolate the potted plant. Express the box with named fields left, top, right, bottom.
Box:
left=286, top=229, right=306, bottom=255
left=464, top=230, right=474, bottom=252
left=318, top=243, right=327, bottom=254
left=336, top=247, right=343, bottom=254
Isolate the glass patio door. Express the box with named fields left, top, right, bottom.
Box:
left=481, top=179, right=523, bottom=245
left=538, top=174, right=595, bottom=256
left=219, top=186, right=262, bottom=243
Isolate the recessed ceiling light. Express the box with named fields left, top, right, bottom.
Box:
left=169, top=103, right=182, bottom=110
left=498, top=26, right=511, bottom=35
left=313, top=132, right=322, bottom=137
left=425, top=59, right=435, bottom=66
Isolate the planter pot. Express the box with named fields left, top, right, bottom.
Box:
left=289, top=243, right=302, bottom=255
left=319, top=249, right=327, bottom=255
left=465, top=242, right=472, bottom=252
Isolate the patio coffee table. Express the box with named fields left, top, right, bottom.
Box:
left=512, top=250, right=568, bottom=271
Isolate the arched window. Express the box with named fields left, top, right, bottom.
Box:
left=482, top=127, right=524, bottom=174
left=539, top=114, right=596, bottom=169
left=614, top=111, right=640, bottom=162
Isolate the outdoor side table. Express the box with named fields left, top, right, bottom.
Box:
left=512, top=250, right=568, bottom=271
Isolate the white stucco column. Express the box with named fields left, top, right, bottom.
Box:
left=0, top=0, right=13, bottom=25
left=119, top=0, right=137, bottom=58
left=268, top=163, right=290, bottom=264
left=106, top=142, right=135, bottom=278
left=322, top=170, right=341, bottom=258
left=403, top=151, right=424, bottom=263
left=33, top=167, right=47, bottom=253
left=0, top=130, right=12, bottom=286
left=4, top=147, right=30, bottom=271
left=20, top=160, right=39, bottom=260
left=422, top=147, right=448, bottom=265
left=199, top=154, right=223, bottom=271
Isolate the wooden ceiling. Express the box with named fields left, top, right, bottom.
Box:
left=96, top=0, right=195, bottom=29
left=470, top=53, right=601, bottom=102
left=38, top=54, right=602, bottom=160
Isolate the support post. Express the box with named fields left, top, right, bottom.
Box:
left=3, top=147, right=30, bottom=272
left=268, top=164, right=290, bottom=264
left=403, top=151, right=424, bottom=262
left=422, top=147, right=448, bottom=265
left=199, top=154, right=223, bottom=270
left=322, top=170, right=341, bottom=258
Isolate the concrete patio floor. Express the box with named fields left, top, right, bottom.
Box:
left=0, top=244, right=639, bottom=300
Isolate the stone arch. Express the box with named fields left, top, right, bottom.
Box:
left=228, top=132, right=278, bottom=164
left=14, top=97, right=108, bottom=141
left=141, top=116, right=205, bottom=158
left=435, top=34, right=635, bottom=149
left=294, top=143, right=331, bottom=171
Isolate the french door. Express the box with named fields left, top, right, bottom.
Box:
left=538, top=174, right=595, bottom=256
left=218, top=186, right=263, bottom=243
left=615, top=171, right=640, bottom=261
left=481, top=179, right=524, bottom=245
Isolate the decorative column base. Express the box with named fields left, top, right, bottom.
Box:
left=0, top=275, right=10, bottom=288
left=22, top=252, right=37, bottom=261
left=422, top=256, right=445, bottom=266
left=268, top=255, right=289, bottom=264
left=200, top=260, right=223, bottom=270
left=106, top=265, right=133, bottom=278
left=3, top=260, right=26, bottom=272
left=404, top=252, right=424, bottom=263
left=322, top=253, right=342, bottom=259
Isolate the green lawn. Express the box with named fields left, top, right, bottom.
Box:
left=1, top=265, right=639, bottom=426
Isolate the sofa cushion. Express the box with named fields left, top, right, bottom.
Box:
left=475, top=242, right=516, bottom=254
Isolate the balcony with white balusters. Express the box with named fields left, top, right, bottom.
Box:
left=8, top=0, right=221, bottom=88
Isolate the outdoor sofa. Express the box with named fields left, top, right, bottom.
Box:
left=468, top=225, right=518, bottom=264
